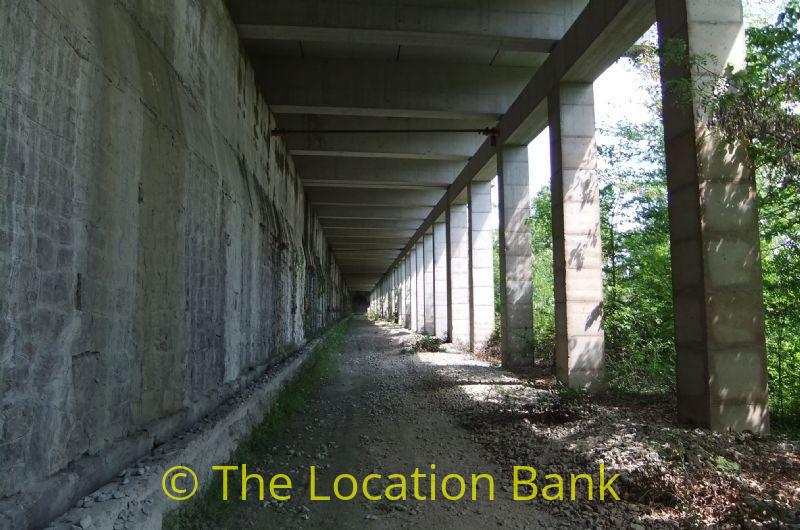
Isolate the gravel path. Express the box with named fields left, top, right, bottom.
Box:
left=218, top=316, right=799, bottom=529
left=220, top=317, right=558, bottom=529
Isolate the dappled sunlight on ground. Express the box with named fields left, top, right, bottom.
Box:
left=371, top=318, right=800, bottom=527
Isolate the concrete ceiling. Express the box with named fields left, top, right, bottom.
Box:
left=226, top=0, right=587, bottom=292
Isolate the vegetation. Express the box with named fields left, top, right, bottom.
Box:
left=164, top=318, right=350, bottom=529
left=414, top=334, right=444, bottom=352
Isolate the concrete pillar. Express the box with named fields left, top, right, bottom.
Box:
left=381, top=279, right=386, bottom=318
left=389, top=273, right=395, bottom=320
left=384, top=277, right=390, bottom=319
left=449, top=202, right=471, bottom=349
left=657, top=0, right=769, bottom=432
left=497, top=144, right=534, bottom=368
left=548, top=82, right=605, bottom=392
left=403, top=256, right=412, bottom=328
left=392, top=267, right=399, bottom=323
left=469, top=181, right=495, bottom=351
left=385, top=276, right=390, bottom=320
left=433, top=220, right=449, bottom=341
left=408, top=250, right=418, bottom=331
left=423, top=233, right=436, bottom=334
left=415, top=241, right=425, bottom=332
left=396, top=266, right=401, bottom=323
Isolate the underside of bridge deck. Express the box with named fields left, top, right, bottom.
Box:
left=225, top=0, right=588, bottom=292
left=225, top=0, right=769, bottom=437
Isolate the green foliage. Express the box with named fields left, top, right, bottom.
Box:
left=744, top=2, right=800, bottom=423
left=530, top=188, right=555, bottom=357
left=164, top=318, right=351, bottom=529
left=713, top=455, right=741, bottom=475
left=414, top=333, right=443, bottom=353
left=598, top=120, right=675, bottom=395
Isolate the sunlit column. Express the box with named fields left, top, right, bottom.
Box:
left=549, top=82, right=605, bottom=392
left=657, top=0, right=769, bottom=432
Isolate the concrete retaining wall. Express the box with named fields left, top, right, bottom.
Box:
left=48, top=334, right=322, bottom=530
left=0, top=0, right=348, bottom=527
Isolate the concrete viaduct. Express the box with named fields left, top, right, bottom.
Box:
left=342, top=0, right=768, bottom=434
left=0, top=0, right=770, bottom=527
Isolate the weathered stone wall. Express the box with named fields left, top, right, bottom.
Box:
left=0, top=0, right=348, bottom=526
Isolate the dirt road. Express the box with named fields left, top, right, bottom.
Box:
left=216, top=317, right=558, bottom=529
left=207, top=317, right=799, bottom=529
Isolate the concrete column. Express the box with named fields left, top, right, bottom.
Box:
left=385, top=276, right=390, bottom=320
left=423, top=233, right=436, bottom=334
left=469, top=181, right=495, bottom=351
left=433, top=220, right=449, bottom=341
left=392, top=267, right=399, bottom=323
left=415, top=241, right=425, bottom=332
left=380, top=283, right=385, bottom=317
left=548, top=82, right=605, bottom=392
left=385, top=276, right=391, bottom=319
left=403, top=256, right=412, bottom=328
left=497, top=144, right=534, bottom=368
left=408, top=247, right=419, bottom=331
left=390, top=272, right=395, bottom=320
left=449, top=202, right=471, bottom=349
left=657, top=0, right=769, bottom=432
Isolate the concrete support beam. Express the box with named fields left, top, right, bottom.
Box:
left=227, top=0, right=576, bottom=42
left=307, top=188, right=443, bottom=207
left=469, top=181, right=495, bottom=351
left=433, top=221, right=449, bottom=341
left=255, top=58, right=531, bottom=121
left=549, top=82, right=605, bottom=392
left=237, top=25, right=557, bottom=53
left=297, top=157, right=463, bottom=189
left=314, top=205, right=430, bottom=220
left=657, top=0, right=769, bottom=432
left=423, top=234, right=436, bottom=334
left=415, top=241, right=426, bottom=332
left=449, top=203, right=471, bottom=349
left=284, top=117, right=486, bottom=162
left=322, top=219, right=423, bottom=230
left=325, top=228, right=417, bottom=239
left=497, top=144, right=534, bottom=368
